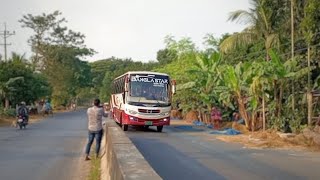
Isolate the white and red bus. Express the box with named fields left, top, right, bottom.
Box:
left=110, top=71, right=175, bottom=132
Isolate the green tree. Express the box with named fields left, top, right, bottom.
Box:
left=20, top=11, right=94, bottom=106
left=164, top=35, right=196, bottom=56
left=0, top=53, right=51, bottom=108
left=220, top=0, right=287, bottom=59
left=219, top=63, right=252, bottom=128
left=300, top=0, right=320, bottom=126
left=203, top=33, right=220, bottom=54
left=188, top=52, right=222, bottom=110
left=19, top=11, right=66, bottom=70
left=185, top=52, right=224, bottom=123
left=0, top=77, right=24, bottom=109
left=156, top=48, right=177, bottom=65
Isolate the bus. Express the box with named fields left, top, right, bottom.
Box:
left=110, top=71, right=175, bottom=132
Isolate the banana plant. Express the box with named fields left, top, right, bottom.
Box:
left=187, top=52, right=222, bottom=110
left=248, top=60, right=273, bottom=131
left=269, top=50, right=314, bottom=118
left=177, top=52, right=223, bottom=123
left=220, top=63, right=252, bottom=129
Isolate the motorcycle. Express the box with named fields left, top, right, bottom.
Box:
left=17, top=115, right=27, bottom=129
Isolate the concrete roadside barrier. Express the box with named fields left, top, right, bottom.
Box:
left=101, top=120, right=162, bottom=180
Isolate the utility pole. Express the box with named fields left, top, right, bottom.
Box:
left=291, top=0, right=295, bottom=112
left=0, top=23, right=15, bottom=61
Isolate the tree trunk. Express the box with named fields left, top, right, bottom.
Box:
left=291, top=0, right=295, bottom=114
left=237, top=96, right=249, bottom=129
left=307, top=92, right=313, bottom=126
left=5, top=98, right=9, bottom=109
left=204, top=112, right=210, bottom=125
left=198, top=109, right=203, bottom=123
left=278, top=82, right=283, bottom=117
left=274, top=80, right=280, bottom=117
left=307, top=45, right=312, bottom=126
left=263, top=95, right=266, bottom=131
left=251, top=111, right=255, bottom=132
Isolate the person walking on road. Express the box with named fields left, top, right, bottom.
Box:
left=85, top=98, right=108, bottom=160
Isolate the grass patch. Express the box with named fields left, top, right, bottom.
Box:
left=88, top=156, right=101, bottom=180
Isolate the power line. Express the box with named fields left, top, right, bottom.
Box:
left=0, top=23, right=15, bottom=61
left=228, top=43, right=320, bottom=63
left=278, top=43, right=320, bottom=59
left=225, top=31, right=320, bottom=62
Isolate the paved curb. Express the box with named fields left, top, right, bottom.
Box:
left=101, top=120, right=162, bottom=180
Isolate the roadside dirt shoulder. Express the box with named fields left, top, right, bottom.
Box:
left=171, top=119, right=320, bottom=152
left=215, top=130, right=320, bottom=151
left=70, top=139, right=91, bottom=180
left=0, top=109, right=79, bottom=127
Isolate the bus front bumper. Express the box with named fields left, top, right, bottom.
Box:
left=124, top=115, right=170, bottom=126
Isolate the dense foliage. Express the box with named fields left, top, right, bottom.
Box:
left=156, top=0, right=320, bottom=132
left=0, top=53, right=51, bottom=108
left=18, top=11, right=94, bottom=106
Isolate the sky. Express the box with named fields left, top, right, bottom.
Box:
left=0, top=0, right=250, bottom=62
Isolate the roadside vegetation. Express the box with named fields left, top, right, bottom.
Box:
left=157, top=0, right=320, bottom=135
left=88, top=157, right=101, bottom=180
left=0, top=11, right=99, bottom=118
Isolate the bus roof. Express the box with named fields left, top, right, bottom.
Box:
left=114, top=71, right=169, bottom=80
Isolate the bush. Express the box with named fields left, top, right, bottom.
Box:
left=0, top=107, right=16, bottom=117
left=3, top=108, right=17, bottom=117
left=0, top=106, right=4, bottom=117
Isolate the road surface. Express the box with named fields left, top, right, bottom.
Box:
left=0, top=110, right=88, bottom=180
left=126, top=122, right=320, bottom=180
left=1, top=112, right=320, bottom=180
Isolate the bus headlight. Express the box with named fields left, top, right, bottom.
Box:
left=129, top=110, right=138, bottom=114
left=129, top=116, right=138, bottom=121
left=160, top=112, right=170, bottom=116
left=163, top=118, right=168, bottom=122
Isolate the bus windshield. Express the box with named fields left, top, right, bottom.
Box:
left=128, top=74, right=170, bottom=106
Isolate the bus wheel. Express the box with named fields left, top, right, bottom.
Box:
left=157, top=126, right=163, bottom=132
left=122, top=124, right=128, bottom=131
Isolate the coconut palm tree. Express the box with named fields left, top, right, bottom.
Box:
left=220, top=0, right=287, bottom=59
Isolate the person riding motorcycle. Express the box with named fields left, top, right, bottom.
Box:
left=44, top=100, right=52, bottom=114
left=17, top=101, right=29, bottom=125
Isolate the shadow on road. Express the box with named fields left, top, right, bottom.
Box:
left=129, top=126, right=158, bottom=132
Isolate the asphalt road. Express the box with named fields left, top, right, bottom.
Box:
left=0, top=110, right=88, bottom=180
left=126, top=122, right=320, bottom=180
left=2, top=111, right=320, bottom=180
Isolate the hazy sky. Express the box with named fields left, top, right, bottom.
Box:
left=0, top=0, right=250, bottom=62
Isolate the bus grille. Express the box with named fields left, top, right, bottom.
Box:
left=138, top=109, right=160, bottom=113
